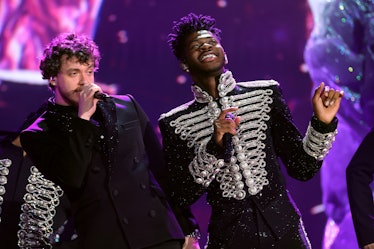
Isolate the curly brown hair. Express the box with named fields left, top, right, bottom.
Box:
left=40, top=33, right=101, bottom=87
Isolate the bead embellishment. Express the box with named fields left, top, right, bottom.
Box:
left=303, top=123, right=338, bottom=160
left=169, top=71, right=276, bottom=199
left=0, top=159, right=11, bottom=223
left=18, top=166, right=64, bottom=248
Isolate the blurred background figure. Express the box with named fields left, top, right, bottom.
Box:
left=304, top=0, right=374, bottom=248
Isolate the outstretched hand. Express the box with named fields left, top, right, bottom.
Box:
left=312, top=82, right=344, bottom=124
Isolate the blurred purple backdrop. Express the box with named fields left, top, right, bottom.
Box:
left=0, top=0, right=325, bottom=248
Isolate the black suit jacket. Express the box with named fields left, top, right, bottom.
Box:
left=346, top=129, right=374, bottom=248
left=21, top=95, right=195, bottom=249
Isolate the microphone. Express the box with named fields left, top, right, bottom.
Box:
left=223, top=113, right=235, bottom=163
left=94, top=91, right=110, bottom=100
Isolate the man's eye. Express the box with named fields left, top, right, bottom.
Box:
left=191, top=44, right=200, bottom=50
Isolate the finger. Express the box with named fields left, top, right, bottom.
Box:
left=313, top=82, right=325, bottom=102
left=327, top=88, right=338, bottom=99
left=219, top=107, right=238, bottom=119
left=214, top=118, right=234, bottom=130
left=82, top=84, right=98, bottom=96
left=339, top=89, right=344, bottom=97
left=90, top=83, right=103, bottom=93
left=234, top=116, right=241, bottom=126
left=321, top=90, right=342, bottom=107
left=324, top=85, right=330, bottom=98
left=331, top=90, right=344, bottom=105
left=213, top=120, right=222, bottom=129
left=80, top=85, right=93, bottom=98
left=331, top=90, right=343, bottom=99
left=323, top=88, right=336, bottom=106
left=333, top=93, right=343, bottom=107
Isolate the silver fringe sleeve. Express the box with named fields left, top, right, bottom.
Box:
left=303, top=123, right=338, bottom=160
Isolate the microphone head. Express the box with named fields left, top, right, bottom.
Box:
left=94, top=91, right=110, bottom=100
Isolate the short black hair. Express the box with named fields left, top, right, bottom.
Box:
left=167, top=13, right=222, bottom=60
left=40, top=33, right=101, bottom=81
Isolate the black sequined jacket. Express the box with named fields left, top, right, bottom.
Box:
left=158, top=71, right=338, bottom=246
left=21, top=95, right=196, bottom=249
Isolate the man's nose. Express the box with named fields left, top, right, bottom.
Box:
left=200, top=42, right=212, bottom=50
left=79, top=75, right=91, bottom=85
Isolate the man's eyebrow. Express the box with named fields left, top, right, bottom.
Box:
left=191, top=36, right=213, bottom=43
left=66, top=68, right=79, bottom=72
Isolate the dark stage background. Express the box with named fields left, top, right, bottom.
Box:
left=0, top=0, right=325, bottom=248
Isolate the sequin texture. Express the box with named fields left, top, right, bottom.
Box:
left=159, top=71, right=338, bottom=248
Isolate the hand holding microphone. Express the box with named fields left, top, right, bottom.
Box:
left=213, top=107, right=240, bottom=163
left=78, top=83, right=108, bottom=120
left=223, top=112, right=235, bottom=163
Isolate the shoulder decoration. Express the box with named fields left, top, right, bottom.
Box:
left=237, top=79, right=279, bottom=88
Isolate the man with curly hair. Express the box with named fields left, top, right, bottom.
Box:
left=20, top=33, right=199, bottom=249
left=158, top=13, right=344, bottom=248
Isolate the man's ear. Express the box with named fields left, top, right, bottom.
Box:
left=49, top=77, right=56, bottom=86
left=224, top=53, right=228, bottom=65
left=179, top=61, right=190, bottom=73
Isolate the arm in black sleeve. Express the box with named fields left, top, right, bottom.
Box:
left=271, top=85, right=337, bottom=180
left=20, top=113, right=98, bottom=189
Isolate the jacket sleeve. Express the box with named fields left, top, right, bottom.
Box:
left=20, top=114, right=98, bottom=189
left=158, top=115, right=208, bottom=207
left=270, top=85, right=337, bottom=180
left=346, top=130, right=374, bottom=248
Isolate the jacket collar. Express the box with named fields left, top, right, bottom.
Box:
left=191, top=70, right=237, bottom=103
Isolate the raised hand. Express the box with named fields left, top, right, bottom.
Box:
left=213, top=107, right=241, bottom=147
left=312, top=82, right=344, bottom=124
left=78, top=83, right=102, bottom=120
